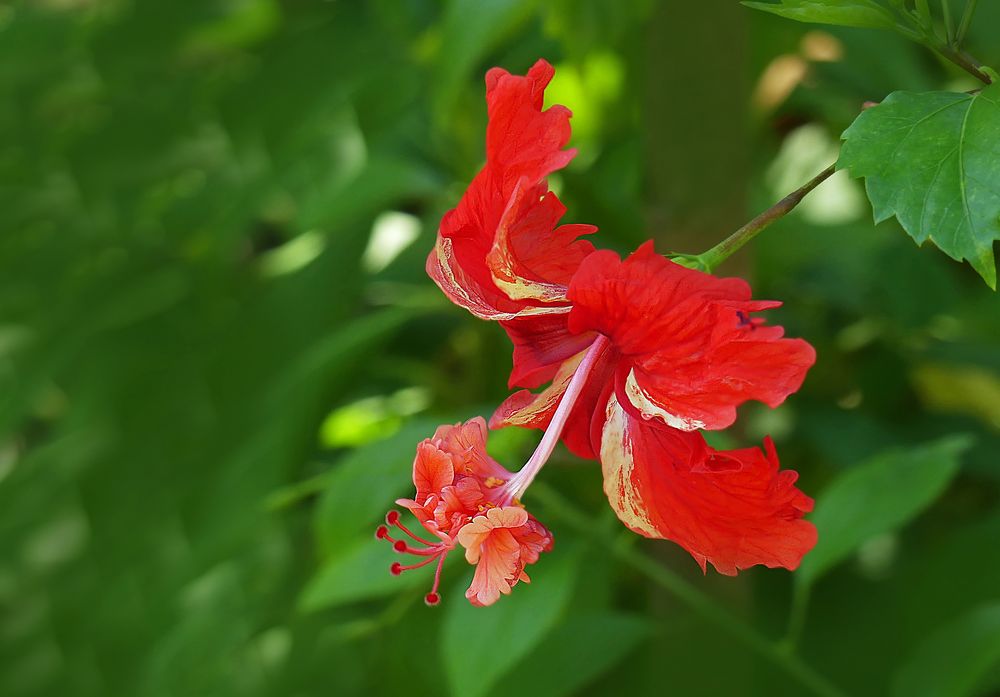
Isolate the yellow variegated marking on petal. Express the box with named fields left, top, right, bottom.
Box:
left=434, top=235, right=571, bottom=320
left=487, top=181, right=571, bottom=305
left=625, top=368, right=706, bottom=431
left=600, top=393, right=659, bottom=537
left=497, top=350, right=586, bottom=426
left=491, top=264, right=568, bottom=304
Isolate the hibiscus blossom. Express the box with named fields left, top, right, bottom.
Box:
left=384, top=58, right=817, bottom=605
left=377, top=418, right=553, bottom=606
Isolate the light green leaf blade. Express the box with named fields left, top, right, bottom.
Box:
left=490, top=612, right=653, bottom=697
left=434, top=0, right=539, bottom=120
left=742, top=0, right=899, bottom=30
left=798, top=435, right=972, bottom=587
left=892, top=603, right=1000, bottom=697
left=441, top=545, right=580, bottom=697
left=298, top=539, right=428, bottom=612
left=839, top=84, right=1000, bottom=288
left=313, top=418, right=440, bottom=555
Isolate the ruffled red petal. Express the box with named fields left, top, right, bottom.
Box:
left=568, top=241, right=816, bottom=432
left=600, top=393, right=816, bottom=574
left=426, top=59, right=596, bottom=322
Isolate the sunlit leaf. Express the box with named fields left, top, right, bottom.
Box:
left=434, top=0, right=538, bottom=119
left=892, top=603, right=1000, bottom=697
left=313, top=418, right=441, bottom=555
left=742, top=0, right=900, bottom=30
left=798, top=435, right=972, bottom=586
left=839, top=83, right=1000, bottom=288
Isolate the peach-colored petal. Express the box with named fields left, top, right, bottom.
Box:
left=434, top=417, right=513, bottom=482
left=457, top=507, right=532, bottom=606
left=412, top=441, right=455, bottom=501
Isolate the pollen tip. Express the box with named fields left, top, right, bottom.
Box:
left=393, top=540, right=408, bottom=552
left=424, top=592, right=440, bottom=606
left=390, top=562, right=403, bottom=576
left=385, top=510, right=400, bottom=525
left=375, top=525, right=389, bottom=540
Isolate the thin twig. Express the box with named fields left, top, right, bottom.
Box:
left=697, top=164, right=837, bottom=272
left=934, top=42, right=992, bottom=83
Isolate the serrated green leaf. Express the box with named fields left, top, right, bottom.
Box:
left=490, top=612, right=652, bottom=697
left=441, top=545, right=581, bottom=697
left=892, top=603, right=1000, bottom=697
left=742, top=0, right=899, bottom=30
left=798, top=435, right=972, bottom=587
left=839, top=84, right=1000, bottom=288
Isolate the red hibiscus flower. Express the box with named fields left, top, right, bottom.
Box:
left=385, top=58, right=817, bottom=605
left=378, top=418, right=553, bottom=606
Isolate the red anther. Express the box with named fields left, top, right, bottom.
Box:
left=375, top=525, right=390, bottom=540
left=390, top=562, right=403, bottom=576
left=385, top=510, right=400, bottom=525
left=424, top=592, right=440, bottom=606
left=393, top=540, right=408, bottom=552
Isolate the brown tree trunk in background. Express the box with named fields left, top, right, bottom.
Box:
left=645, top=0, right=750, bottom=271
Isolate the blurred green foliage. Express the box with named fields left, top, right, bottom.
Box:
left=1, top=1, right=999, bottom=696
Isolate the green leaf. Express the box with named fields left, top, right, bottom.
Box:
left=434, top=0, right=538, bottom=119
left=441, top=545, right=581, bottom=697
left=892, top=603, right=1000, bottom=697
left=313, top=418, right=441, bottom=555
left=742, top=0, right=900, bottom=30
left=298, top=539, right=428, bottom=612
left=798, top=435, right=972, bottom=587
left=839, top=84, right=1000, bottom=288
left=490, top=612, right=652, bottom=697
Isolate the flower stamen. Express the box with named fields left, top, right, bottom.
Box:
left=380, top=508, right=458, bottom=605
left=390, top=557, right=438, bottom=575
left=385, top=510, right=435, bottom=545
left=424, top=553, right=449, bottom=606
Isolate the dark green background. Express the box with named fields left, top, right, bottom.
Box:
left=2, top=1, right=999, bottom=696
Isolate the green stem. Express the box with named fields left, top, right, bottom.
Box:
left=532, top=484, right=848, bottom=697
left=941, top=0, right=955, bottom=43
left=955, top=0, right=978, bottom=45
left=933, top=41, right=992, bottom=83
left=697, top=163, right=837, bottom=272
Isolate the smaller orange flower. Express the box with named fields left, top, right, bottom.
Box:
left=377, top=418, right=553, bottom=606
